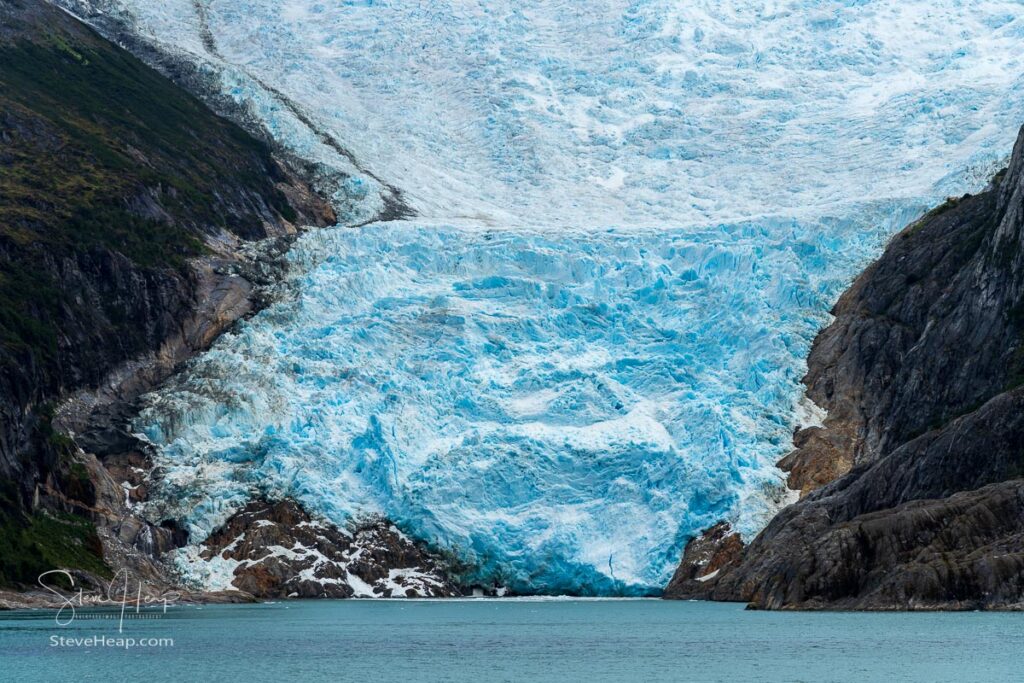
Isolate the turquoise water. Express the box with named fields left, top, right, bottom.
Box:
left=2, top=599, right=1022, bottom=682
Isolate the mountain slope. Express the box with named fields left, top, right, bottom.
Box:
left=0, top=0, right=333, bottom=588
left=667, top=125, right=1024, bottom=609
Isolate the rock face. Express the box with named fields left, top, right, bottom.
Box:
left=0, top=0, right=333, bottom=588
left=663, top=522, right=744, bottom=600
left=187, top=500, right=460, bottom=599
left=0, top=0, right=465, bottom=602
left=666, top=125, right=1024, bottom=609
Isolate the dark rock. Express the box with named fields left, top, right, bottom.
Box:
left=0, top=0, right=334, bottom=589
left=666, top=124, right=1024, bottom=609
left=663, top=522, right=744, bottom=600
left=777, top=424, right=854, bottom=497
left=193, top=499, right=460, bottom=599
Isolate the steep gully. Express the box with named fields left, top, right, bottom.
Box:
left=0, top=0, right=451, bottom=606
left=189, top=0, right=413, bottom=226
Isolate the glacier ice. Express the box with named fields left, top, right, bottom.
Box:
left=137, top=205, right=964, bottom=593
left=57, top=0, right=1024, bottom=227
left=57, top=0, right=1024, bottom=592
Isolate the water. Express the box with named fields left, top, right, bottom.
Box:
left=2, top=600, right=1022, bottom=682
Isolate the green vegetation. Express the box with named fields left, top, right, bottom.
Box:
left=37, top=402, right=75, bottom=452
left=0, top=7, right=305, bottom=589
left=992, top=167, right=1008, bottom=187
left=903, top=193, right=974, bottom=239
left=0, top=483, right=110, bottom=588
left=930, top=194, right=972, bottom=218
left=0, top=401, right=104, bottom=587
left=0, top=30, right=297, bottom=364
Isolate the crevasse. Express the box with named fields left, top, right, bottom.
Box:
left=66, top=0, right=1024, bottom=592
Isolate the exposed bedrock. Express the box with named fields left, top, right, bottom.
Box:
left=667, top=125, right=1024, bottom=609
left=663, top=522, right=743, bottom=600
left=0, top=0, right=333, bottom=590
left=0, top=0, right=465, bottom=602
left=190, top=500, right=460, bottom=599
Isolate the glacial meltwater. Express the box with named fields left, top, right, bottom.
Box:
left=3, top=600, right=1023, bottom=682
left=57, top=0, right=1024, bottom=593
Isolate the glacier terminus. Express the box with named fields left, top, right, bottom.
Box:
left=55, top=0, right=1024, bottom=594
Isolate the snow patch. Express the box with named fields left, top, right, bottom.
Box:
left=696, top=569, right=720, bottom=583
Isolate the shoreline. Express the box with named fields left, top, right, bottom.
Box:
left=8, top=590, right=1024, bottom=613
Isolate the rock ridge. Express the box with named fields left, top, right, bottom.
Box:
left=0, top=0, right=336, bottom=593
left=667, top=124, right=1024, bottom=610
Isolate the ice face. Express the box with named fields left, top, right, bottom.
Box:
left=62, top=0, right=1024, bottom=592
left=137, top=203, right=935, bottom=593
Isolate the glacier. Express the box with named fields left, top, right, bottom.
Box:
left=57, top=0, right=1024, bottom=593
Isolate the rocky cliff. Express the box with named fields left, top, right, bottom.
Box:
left=0, top=0, right=336, bottom=588
left=666, top=124, right=1024, bottom=609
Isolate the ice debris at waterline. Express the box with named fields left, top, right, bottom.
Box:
left=70, top=0, right=1024, bottom=593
